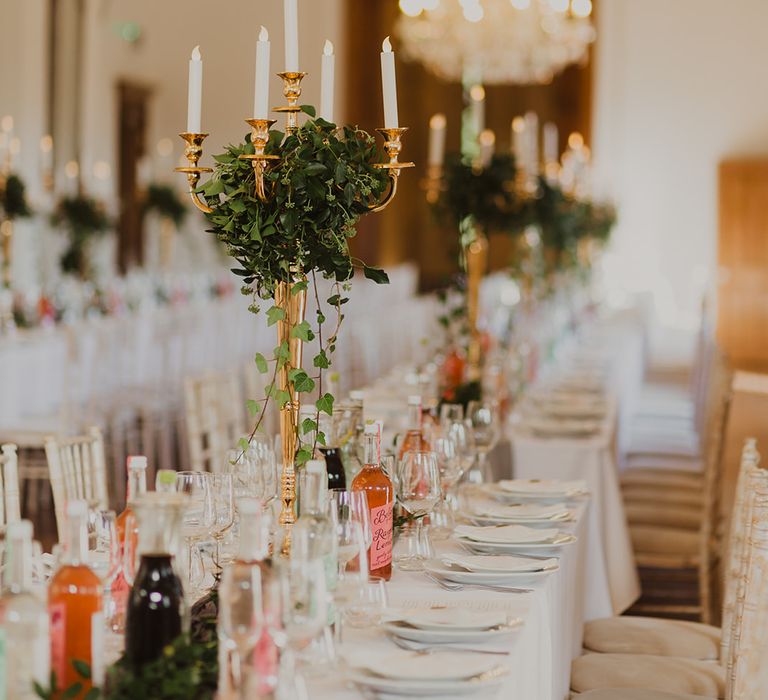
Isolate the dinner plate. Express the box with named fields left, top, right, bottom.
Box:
left=454, top=523, right=562, bottom=544
left=348, top=671, right=506, bottom=697
left=395, top=607, right=509, bottom=631
left=460, top=499, right=572, bottom=525
left=383, top=611, right=522, bottom=644
left=496, top=479, right=589, bottom=499
left=424, top=557, right=558, bottom=586
left=457, top=534, right=577, bottom=555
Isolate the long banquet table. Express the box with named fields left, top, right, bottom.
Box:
left=310, top=501, right=591, bottom=700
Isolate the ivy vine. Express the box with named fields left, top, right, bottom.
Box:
left=200, top=106, right=391, bottom=464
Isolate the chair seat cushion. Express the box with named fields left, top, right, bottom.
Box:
left=630, top=525, right=699, bottom=556
left=583, top=617, right=720, bottom=660
left=571, top=653, right=724, bottom=697
left=621, top=486, right=704, bottom=508
left=621, top=469, right=703, bottom=490
left=625, top=503, right=701, bottom=530
left=624, top=455, right=702, bottom=473
left=574, top=688, right=713, bottom=700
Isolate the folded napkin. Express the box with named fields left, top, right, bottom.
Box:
left=498, top=479, right=588, bottom=497
left=455, top=523, right=560, bottom=544
left=441, top=553, right=558, bottom=573
left=470, top=501, right=570, bottom=520
left=395, top=607, right=509, bottom=630
left=347, top=650, right=499, bottom=681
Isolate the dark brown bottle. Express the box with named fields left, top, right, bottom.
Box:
left=320, top=446, right=347, bottom=491
left=124, top=554, right=184, bottom=668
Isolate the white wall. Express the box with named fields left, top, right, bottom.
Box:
left=592, top=0, right=768, bottom=327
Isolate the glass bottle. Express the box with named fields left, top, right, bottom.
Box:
left=0, top=520, right=49, bottom=699
left=318, top=412, right=346, bottom=491
left=294, top=463, right=336, bottom=591
left=398, top=395, right=430, bottom=459
left=339, top=399, right=364, bottom=483
left=351, top=424, right=394, bottom=580
left=115, top=455, right=147, bottom=545
left=112, top=456, right=148, bottom=633
left=48, top=500, right=104, bottom=695
left=222, top=497, right=277, bottom=696
left=124, top=492, right=187, bottom=669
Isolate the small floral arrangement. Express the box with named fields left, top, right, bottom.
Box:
left=51, top=195, right=111, bottom=277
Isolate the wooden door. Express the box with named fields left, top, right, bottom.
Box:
left=117, top=81, right=152, bottom=272
left=717, top=159, right=768, bottom=371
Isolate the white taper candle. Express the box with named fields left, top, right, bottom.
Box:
left=187, top=46, right=203, bottom=133
left=428, top=113, right=447, bottom=167
left=284, top=0, right=299, bottom=72
left=380, top=36, right=399, bottom=129
left=320, top=40, right=335, bottom=123
left=543, top=121, right=559, bottom=166
left=254, top=27, right=271, bottom=119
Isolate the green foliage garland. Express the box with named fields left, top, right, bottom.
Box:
left=51, top=195, right=111, bottom=276
left=200, top=106, right=390, bottom=463
left=144, top=183, right=188, bottom=227
left=1, top=173, right=32, bottom=220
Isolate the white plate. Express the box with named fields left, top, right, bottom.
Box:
left=348, top=670, right=506, bottom=697
left=425, top=559, right=558, bottom=586
left=454, top=524, right=562, bottom=544
left=457, top=534, right=577, bottom=555
left=440, top=553, right=559, bottom=573
left=395, top=607, right=508, bottom=631
left=347, top=650, right=503, bottom=682
left=497, top=479, right=589, bottom=499
left=383, top=617, right=522, bottom=644
left=461, top=500, right=572, bottom=524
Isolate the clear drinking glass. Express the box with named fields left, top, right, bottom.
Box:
left=466, top=400, right=501, bottom=483
left=211, top=474, right=235, bottom=569
left=395, top=451, right=441, bottom=571
left=88, top=510, right=121, bottom=586
left=343, top=575, right=388, bottom=628
left=175, top=471, right=214, bottom=594
left=430, top=436, right=464, bottom=539
left=217, top=562, right=265, bottom=695
left=439, top=403, right=464, bottom=427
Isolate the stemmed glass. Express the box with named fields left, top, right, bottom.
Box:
left=395, top=451, right=441, bottom=571
left=175, top=471, right=214, bottom=594
left=217, top=562, right=265, bottom=696
left=430, top=436, right=464, bottom=539
left=443, top=415, right=476, bottom=482
left=210, top=473, right=235, bottom=569
left=439, top=403, right=464, bottom=427
left=329, top=490, right=370, bottom=579
left=88, top=510, right=122, bottom=632
left=466, top=400, right=501, bottom=483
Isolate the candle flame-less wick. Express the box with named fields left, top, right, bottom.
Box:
left=259, top=26, right=269, bottom=42
left=324, top=39, right=334, bottom=56
left=430, top=113, right=446, bottom=129
left=382, top=36, right=393, bottom=53
left=191, top=45, right=201, bottom=61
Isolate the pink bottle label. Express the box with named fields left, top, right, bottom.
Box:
left=369, top=502, right=393, bottom=569
left=49, top=602, right=66, bottom=682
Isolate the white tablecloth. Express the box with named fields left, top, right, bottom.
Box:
left=310, top=503, right=590, bottom=700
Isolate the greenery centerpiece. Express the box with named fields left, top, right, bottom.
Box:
left=51, top=195, right=111, bottom=278
left=199, top=106, right=391, bottom=534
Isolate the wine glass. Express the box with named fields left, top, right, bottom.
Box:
left=443, top=416, right=476, bottom=479
left=329, top=496, right=369, bottom=580
left=466, top=400, right=501, bottom=483
left=88, top=510, right=121, bottom=586
left=439, top=403, right=464, bottom=427
left=395, top=451, right=441, bottom=571
left=342, top=575, right=388, bottom=629
left=218, top=562, right=265, bottom=694
left=430, top=436, right=463, bottom=539
left=330, top=489, right=371, bottom=549
left=175, top=471, right=214, bottom=594
left=210, top=474, right=235, bottom=569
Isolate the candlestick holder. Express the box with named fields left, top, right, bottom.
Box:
left=274, top=71, right=307, bottom=134
left=176, top=70, right=413, bottom=554
left=369, top=127, right=415, bottom=213
left=174, top=132, right=213, bottom=213
left=239, top=119, right=280, bottom=202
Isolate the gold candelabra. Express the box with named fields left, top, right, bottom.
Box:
left=176, top=71, right=412, bottom=552
left=0, top=170, right=15, bottom=334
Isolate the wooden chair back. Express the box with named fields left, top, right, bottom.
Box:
left=44, top=426, right=108, bottom=538
left=0, top=443, right=21, bottom=528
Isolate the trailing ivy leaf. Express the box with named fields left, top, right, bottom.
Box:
left=289, top=369, right=315, bottom=394
left=313, top=350, right=330, bottom=369
left=301, top=418, right=318, bottom=435
left=316, top=431, right=327, bottom=447
left=72, top=661, right=91, bottom=680
left=266, top=306, right=286, bottom=326
left=300, top=104, right=317, bottom=117
left=62, top=683, right=83, bottom=699
left=246, top=399, right=260, bottom=417
left=296, top=446, right=313, bottom=466
left=274, top=341, right=291, bottom=369
left=316, top=392, right=334, bottom=416
left=363, top=265, right=389, bottom=285
left=238, top=437, right=251, bottom=453
left=254, top=352, right=268, bottom=373
left=291, top=280, right=308, bottom=295
left=290, top=321, right=313, bottom=341
left=274, top=389, right=291, bottom=408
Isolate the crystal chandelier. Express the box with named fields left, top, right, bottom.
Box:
left=396, top=0, right=596, bottom=85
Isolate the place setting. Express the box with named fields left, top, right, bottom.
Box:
left=454, top=522, right=577, bottom=555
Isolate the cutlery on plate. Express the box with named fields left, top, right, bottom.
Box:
left=389, top=635, right=511, bottom=656
left=424, top=571, right=532, bottom=594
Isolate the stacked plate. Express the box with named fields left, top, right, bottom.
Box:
left=519, top=415, right=602, bottom=438
left=460, top=493, right=572, bottom=526
left=455, top=523, right=576, bottom=554
left=425, top=552, right=559, bottom=586
left=383, top=606, right=521, bottom=645
left=493, top=479, right=589, bottom=501
left=346, top=646, right=509, bottom=697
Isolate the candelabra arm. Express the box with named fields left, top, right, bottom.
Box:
left=368, top=127, right=414, bottom=212
left=239, top=119, right=279, bottom=203
left=175, top=133, right=213, bottom=214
